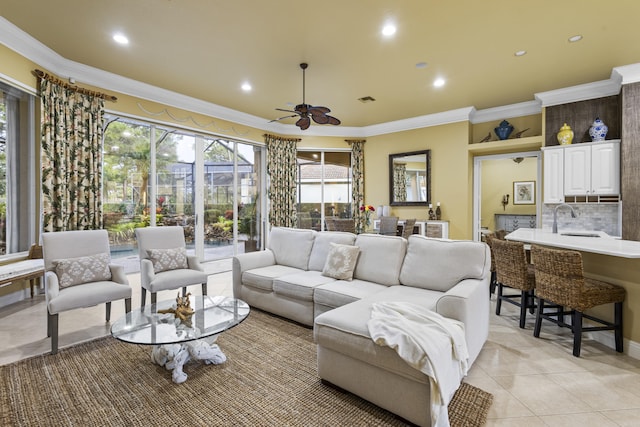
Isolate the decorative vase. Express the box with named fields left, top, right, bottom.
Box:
left=435, top=202, right=442, bottom=220
left=494, top=120, right=514, bottom=140
left=557, top=123, right=574, bottom=145
left=589, top=117, right=608, bottom=142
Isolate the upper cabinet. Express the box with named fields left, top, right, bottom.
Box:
left=542, top=140, right=620, bottom=203
left=565, top=141, right=620, bottom=196
left=542, top=146, right=565, bottom=203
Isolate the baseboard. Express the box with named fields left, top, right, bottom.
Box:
left=0, top=287, right=35, bottom=309
left=591, top=329, right=640, bottom=360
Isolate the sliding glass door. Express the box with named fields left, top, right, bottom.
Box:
left=103, top=116, right=264, bottom=270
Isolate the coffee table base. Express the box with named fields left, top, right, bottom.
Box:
left=150, top=336, right=227, bottom=384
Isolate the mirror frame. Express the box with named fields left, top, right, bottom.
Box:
left=388, top=149, right=431, bottom=206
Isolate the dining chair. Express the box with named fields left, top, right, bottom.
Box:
left=135, top=226, right=209, bottom=307
left=42, top=229, right=132, bottom=354
left=531, top=245, right=625, bottom=357
left=379, top=216, right=399, bottom=236
left=492, top=238, right=536, bottom=328
left=401, top=219, right=417, bottom=239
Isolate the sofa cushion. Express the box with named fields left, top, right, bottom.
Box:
left=273, top=271, right=336, bottom=301
left=322, top=243, right=360, bottom=281
left=314, top=290, right=441, bottom=384
left=314, top=279, right=388, bottom=310
left=352, top=234, right=407, bottom=286
left=268, top=227, right=315, bottom=270
left=308, top=231, right=357, bottom=271
left=399, top=235, right=490, bottom=292
left=242, top=264, right=304, bottom=291
left=52, top=253, right=112, bottom=288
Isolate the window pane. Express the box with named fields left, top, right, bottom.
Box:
left=102, top=120, right=150, bottom=263
left=0, top=82, right=35, bottom=255
left=297, top=151, right=351, bottom=231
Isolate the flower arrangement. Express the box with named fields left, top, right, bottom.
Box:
left=359, top=204, right=376, bottom=228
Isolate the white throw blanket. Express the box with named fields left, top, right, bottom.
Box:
left=367, top=302, right=469, bottom=427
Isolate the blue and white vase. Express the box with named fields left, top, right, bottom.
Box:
left=589, top=117, right=608, bottom=142
left=494, top=120, right=514, bottom=140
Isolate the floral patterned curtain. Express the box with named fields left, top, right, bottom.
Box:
left=347, top=139, right=366, bottom=232
left=40, top=78, right=105, bottom=231
left=265, top=134, right=300, bottom=227
left=393, top=163, right=407, bottom=202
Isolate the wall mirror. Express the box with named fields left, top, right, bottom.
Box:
left=389, top=149, right=431, bottom=206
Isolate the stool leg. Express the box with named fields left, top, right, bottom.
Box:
left=572, top=311, right=583, bottom=357
left=614, top=302, right=623, bottom=353
left=519, top=291, right=528, bottom=329
left=495, top=283, right=503, bottom=315
left=533, top=297, right=544, bottom=338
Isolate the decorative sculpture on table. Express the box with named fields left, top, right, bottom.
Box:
left=158, top=292, right=195, bottom=327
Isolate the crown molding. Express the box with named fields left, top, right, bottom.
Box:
left=535, top=78, right=621, bottom=107
left=469, top=100, right=542, bottom=124
left=612, top=63, right=640, bottom=85
left=359, top=107, right=475, bottom=137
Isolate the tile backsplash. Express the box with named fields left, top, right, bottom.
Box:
left=541, top=203, right=620, bottom=237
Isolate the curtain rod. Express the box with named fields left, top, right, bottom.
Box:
left=34, top=69, right=118, bottom=102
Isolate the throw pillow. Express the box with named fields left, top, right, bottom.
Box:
left=147, top=247, right=188, bottom=273
left=322, top=243, right=360, bottom=281
left=52, top=253, right=112, bottom=288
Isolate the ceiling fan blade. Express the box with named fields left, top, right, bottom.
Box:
left=308, top=106, right=331, bottom=114
left=326, top=115, right=341, bottom=126
left=269, top=114, right=298, bottom=123
left=296, top=116, right=311, bottom=130
left=311, top=114, right=329, bottom=125
left=275, top=108, right=298, bottom=114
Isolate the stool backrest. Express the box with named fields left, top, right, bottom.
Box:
left=492, top=239, right=534, bottom=291
left=531, top=245, right=584, bottom=307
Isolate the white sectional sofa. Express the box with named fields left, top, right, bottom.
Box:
left=232, top=226, right=491, bottom=426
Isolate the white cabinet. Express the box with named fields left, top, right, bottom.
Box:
left=543, top=140, right=620, bottom=202
left=542, top=146, right=565, bottom=203
left=564, top=141, right=620, bottom=196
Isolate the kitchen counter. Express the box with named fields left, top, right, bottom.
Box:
left=505, top=228, right=640, bottom=258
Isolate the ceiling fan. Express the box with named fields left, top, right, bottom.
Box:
left=271, top=63, right=341, bottom=130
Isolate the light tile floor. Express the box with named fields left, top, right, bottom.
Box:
left=2, top=272, right=640, bottom=426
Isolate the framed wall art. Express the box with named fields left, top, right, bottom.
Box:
left=513, top=181, right=535, bottom=205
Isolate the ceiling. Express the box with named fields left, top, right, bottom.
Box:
left=2, top=0, right=640, bottom=129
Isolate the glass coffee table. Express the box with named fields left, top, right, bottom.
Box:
left=111, top=295, right=250, bottom=384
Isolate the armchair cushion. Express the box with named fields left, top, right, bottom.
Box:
left=322, top=243, right=360, bottom=281
left=147, top=247, right=188, bottom=273
left=52, top=253, right=112, bottom=288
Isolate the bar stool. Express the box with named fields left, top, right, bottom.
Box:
left=531, top=245, right=625, bottom=357
left=492, top=239, right=536, bottom=328
left=484, top=230, right=507, bottom=296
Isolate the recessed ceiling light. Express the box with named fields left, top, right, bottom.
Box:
left=415, top=62, right=428, bottom=69
left=568, top=35, right=583, bottom=43
left=433, top=78, right=445, bottom=88
left=113, top=33, right=129, bottom=45
left=514, top=50, right=527, bottom=57
left=241, top=82, right=252, bottom=92
left=382, top=24, right=396, bottom=37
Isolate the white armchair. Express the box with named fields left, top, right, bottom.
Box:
left=135, top=226, right=208, bottom=307
left=42, top=229, right=132, bottom=354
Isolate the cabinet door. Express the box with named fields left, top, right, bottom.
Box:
left=564, top=145, right=591, bottom=195
left=591, top=142, right=620, bottom=195
left=543, top=147, right=564, bottom=203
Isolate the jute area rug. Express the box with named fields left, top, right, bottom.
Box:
left=0, top=309, right=492, bottom=426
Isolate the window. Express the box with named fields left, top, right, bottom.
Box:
left=0, top=81, right=36, bottom=256
left=296, top=151, right=351, bottom=230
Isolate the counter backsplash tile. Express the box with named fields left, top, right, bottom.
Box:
left=541, top=204, right=620, bottom=237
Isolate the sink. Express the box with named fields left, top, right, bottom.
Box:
left=560, top=232, right=601, bottom=238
